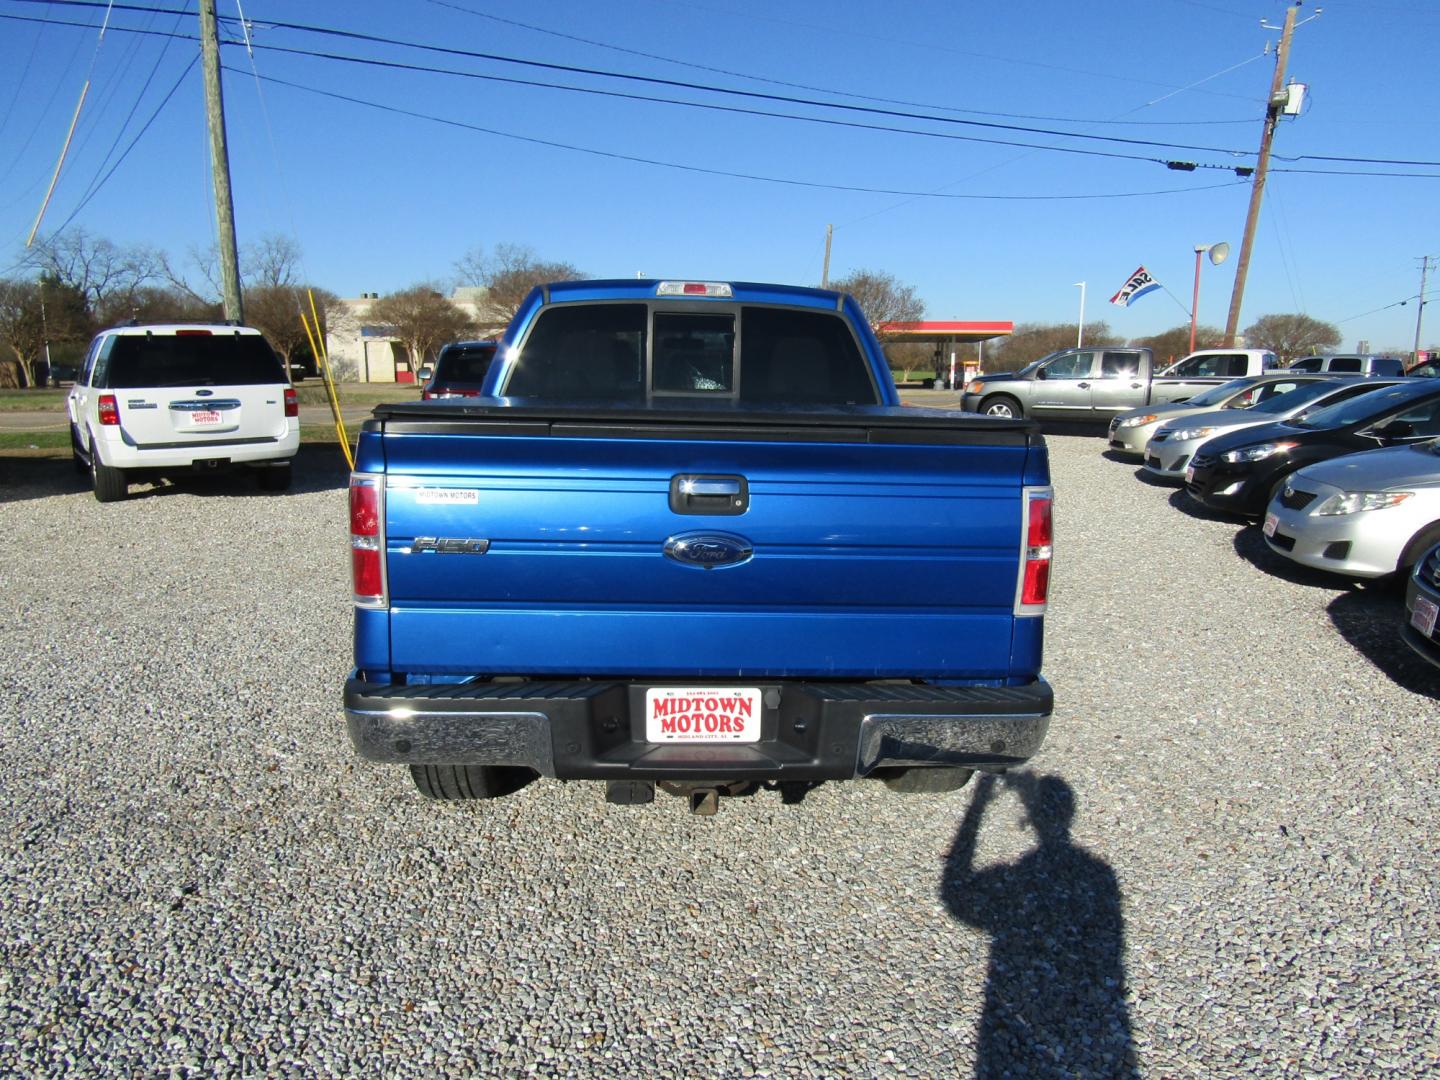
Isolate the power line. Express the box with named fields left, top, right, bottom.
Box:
left=423, top=0, right=1256, bottom=127
left=237, top=65, right=1251, bottom=203
left=0, top=3, right=1282, bottom=157
left=7, top=6, right=1440, bottom=173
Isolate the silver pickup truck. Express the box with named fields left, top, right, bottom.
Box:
left=961, top=347, right=1278, bottom=420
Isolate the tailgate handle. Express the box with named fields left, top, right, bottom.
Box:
left=671, top=474, right=748, bottom=516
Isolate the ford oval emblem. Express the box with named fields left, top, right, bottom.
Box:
left=195, top=388, right=214, bottom=397
left=664, top=531, right=753, bottom=570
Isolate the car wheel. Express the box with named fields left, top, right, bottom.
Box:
left=1398, top=523, right=1440, bottom=578
left=878, top=767, right=974, bottom=793
left=982, top=396, right=1022, bottom=419
left=408, top=764, right=535, bottom=801
left=258, top=463, right=292, bottom=492
left=90, top=438, right=128, bottom=503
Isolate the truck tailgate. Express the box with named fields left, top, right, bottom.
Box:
left=368, top=406, right=1044, bottom=680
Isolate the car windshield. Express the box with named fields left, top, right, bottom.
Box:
left=1292, top=384, right=1432, bottom=429
left=1187, top=378, right=1257, bottom=408
left=1247, top=380, right=1348, bottom=415
left=99, top=332, right=285, bottom=388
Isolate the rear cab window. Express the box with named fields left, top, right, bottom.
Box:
left=95, top=332, right=285, bottom=389
left=503, top=302, right=880, bottom=405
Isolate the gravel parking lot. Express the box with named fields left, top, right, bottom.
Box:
left=1, top=434, right=1437, bottom=1077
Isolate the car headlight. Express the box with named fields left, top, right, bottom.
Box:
left=967, top=381, right=985, bottom=394
left=1167, top=426, right=1216, bottom=442
left=1313, top=491, right=1414, bottom=515
left=1221, top=440, right=1297, bottom=464
left=1117, top=414, right=1158, bottom=428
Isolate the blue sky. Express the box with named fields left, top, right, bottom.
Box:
left=1, top=0, right=1437, bottom=353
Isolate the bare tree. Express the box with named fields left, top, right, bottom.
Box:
left=1241, top=314, right=1341, bottom=364
left=828, top=269, right=925, bottom=340
left=368, top=284, right=477, bottom=370
left=165, top=232, right=306, bottom=306
left=984, top=322, right=1122, bottom=373
left=1133, top=324, right=1225, bottom=367
left=27, top=229, right=164, bottom=315
left=454, top=242, right=583, bottom=326
left=0, top=276, right=90, bottom=386
left=246, top=284, right=342, bottom=369
left=243, top=234, right=304, bottom=289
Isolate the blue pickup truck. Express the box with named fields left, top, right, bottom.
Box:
left=344, top=279, right=1054, bottom=813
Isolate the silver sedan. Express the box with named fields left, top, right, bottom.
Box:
left=1106, top=374, right=1326, bottom=457
left=1141, top=377, right=1403, bottom=481
left=1262, top=441, right=1440, bottom=578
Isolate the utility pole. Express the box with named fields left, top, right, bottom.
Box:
left=199, top=0, right=244, bottom=323
left=821, top=224, right=833, bottom=289
left=1414, top=256, right=1433, bottom=363
left=1224, top=3, right=1299, bottom=347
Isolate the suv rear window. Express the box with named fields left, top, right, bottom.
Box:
left=434, top=344, right=498, bottom=383
left=97, top=333, right=285, bottom=388
left=504, top=303, right=877, bottom=405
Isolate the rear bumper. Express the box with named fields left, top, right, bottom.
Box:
left=98, top=425, right=299, bottom=470
left=344, top=677, right=1052, bottom=781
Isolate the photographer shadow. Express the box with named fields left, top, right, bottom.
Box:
left=942, top=772, right=1137, bottom=1078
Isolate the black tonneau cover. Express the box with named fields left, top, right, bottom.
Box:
left=368, top=398, right=1041, bottom=447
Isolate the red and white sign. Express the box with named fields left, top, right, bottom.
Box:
left=645, top=687, right=762, bottom=743
left=189, top=410, right=222, bottom=425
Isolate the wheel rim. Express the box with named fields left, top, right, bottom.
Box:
left=985, top=401, right=1015, bottom=418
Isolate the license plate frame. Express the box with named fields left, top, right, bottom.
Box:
left=1411, top=595, right=1439, bottom=639
left=644, top=687, right=763, bottom=744
left=1184, top=465, right=1195, bottom=484
left=1262, top=512, right=1278, bottom=538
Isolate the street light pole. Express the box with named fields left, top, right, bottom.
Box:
left=1190, top=242, right=1229, bottom=354
left=1074, top=281, right=1086, bottom=347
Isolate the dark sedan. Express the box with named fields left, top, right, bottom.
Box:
left=1184, top=380, right=1440, bottom=518
left=421, top=340, right=499, bottom=400
left=1402, top=541, right=1440, bottom=669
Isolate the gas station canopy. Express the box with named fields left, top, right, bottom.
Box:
left=874, top=320, right=1013, bottom=345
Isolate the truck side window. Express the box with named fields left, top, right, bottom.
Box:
left=1043, top=352, right=1094, bottom=380
left=1100, top=352, right=1142, bottom=377
left=1328, top=357, right=1362, bottom=373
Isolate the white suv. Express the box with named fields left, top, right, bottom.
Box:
left=68, top=323, right=300, bottom=502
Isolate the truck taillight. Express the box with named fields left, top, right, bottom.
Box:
left=98, top=394, right=119, bottom=426
left=284, top=387, right=298, bottom=417
left=1017, top=487, right=1053, bottom=614
left=350, top=474, right=387, bottom=608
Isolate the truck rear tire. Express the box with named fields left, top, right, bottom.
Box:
left=981, top=396, right=1022, bottom=419
left=90, top=439, right=128, bottom=503
left=408, top=764, right=535, bottom=801
left=878, top=767, right=974, bottom=793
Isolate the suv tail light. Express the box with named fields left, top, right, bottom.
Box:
left=350, top=474, right=387, bottom=608
left=284, top=387, right=298, bottom=417
left=1016, top=487, right=1053, bottom=614
left=98, top=394, right=120, bottom=426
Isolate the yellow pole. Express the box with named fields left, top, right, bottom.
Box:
left=299, top=301, right=354, bottom=470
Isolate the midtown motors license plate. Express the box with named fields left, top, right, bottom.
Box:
left=189, top=410, right=222, bottom=425
left=645, top=687, right=762, bottom=743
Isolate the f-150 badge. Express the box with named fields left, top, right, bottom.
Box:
left=664, top=532, right=753, bottom=569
